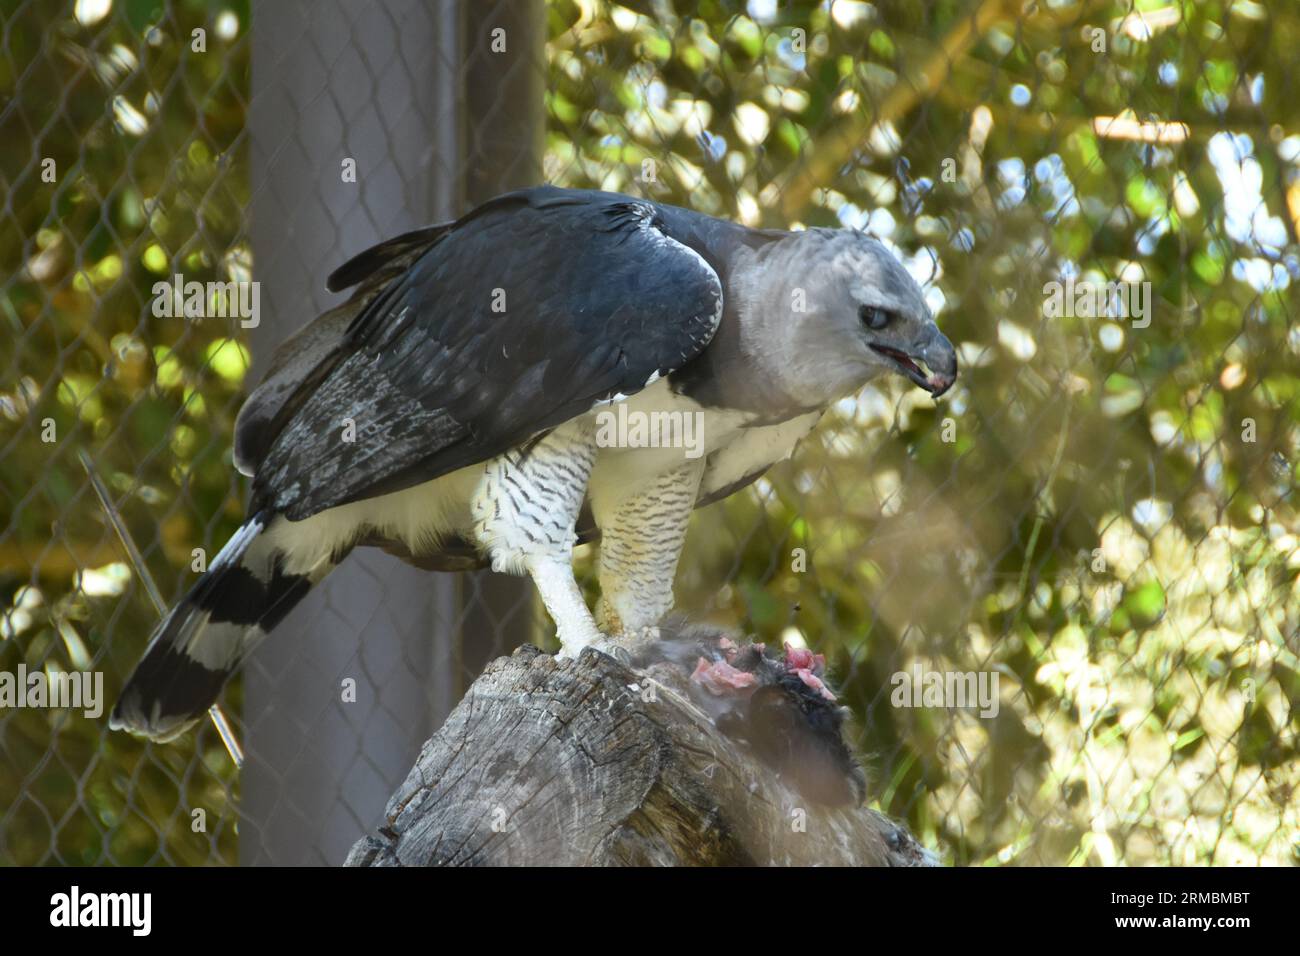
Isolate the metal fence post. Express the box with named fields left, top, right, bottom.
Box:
left=243, top=0, right=470, bottom=866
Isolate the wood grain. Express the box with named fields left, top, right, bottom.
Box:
left=346, top=644, right=936, bottom=867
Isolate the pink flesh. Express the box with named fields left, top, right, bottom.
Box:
left=784, top=643, right=826, bottom=674
left=692, top=657, right=758, bottom=695
left=794, top=668, right=837, bottom=701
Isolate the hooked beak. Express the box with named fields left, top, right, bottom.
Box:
left=869, top=325, right=957, bottom=397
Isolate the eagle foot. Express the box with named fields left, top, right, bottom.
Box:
left=604, top=624, right=662, bottom=655
left=577, top=626, right=662, bottom=666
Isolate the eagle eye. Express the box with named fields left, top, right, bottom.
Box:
left=859, top=304, right=893, bottom=331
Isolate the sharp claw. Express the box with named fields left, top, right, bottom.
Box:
left=566, top=626, right=662, bottom=667
left=593, top=642, right=634, bottom=667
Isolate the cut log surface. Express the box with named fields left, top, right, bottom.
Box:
left=345, top=644, right=938, bottom=866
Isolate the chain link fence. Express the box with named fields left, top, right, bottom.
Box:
left=2, top=0, right=1297, bottom=866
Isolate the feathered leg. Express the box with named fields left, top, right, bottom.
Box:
left=592, top=459, right=704, bottom=650
left=470, top=423, right=603, bottom=656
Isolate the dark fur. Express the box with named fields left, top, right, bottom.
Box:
left=638, top=620, right=868, bottom=807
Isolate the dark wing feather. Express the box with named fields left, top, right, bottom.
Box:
left=234, top=221, right=459, bottom=476
left=325, top=221, right=454, bottom=293
left=252, top=187, right=723, bottom=521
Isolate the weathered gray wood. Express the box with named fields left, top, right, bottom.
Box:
left=345, top=644, right=937, bottom=867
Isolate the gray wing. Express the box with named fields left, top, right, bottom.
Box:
left=233, top=221, right=455, bottom=478
left=250, top=186, right=724, bottom=521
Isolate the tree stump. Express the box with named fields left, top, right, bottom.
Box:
left=345, top=643, right=937, bottom=866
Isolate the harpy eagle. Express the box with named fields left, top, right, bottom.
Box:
left=110, top=185, right=957, bottom=741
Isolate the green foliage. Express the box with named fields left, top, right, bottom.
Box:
left=553, top=0, right=1298, bottom=865
left=1, top=0, right=249, bottom=865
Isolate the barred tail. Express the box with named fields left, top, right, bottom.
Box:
left=109, top=512, right=331, bottom=742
